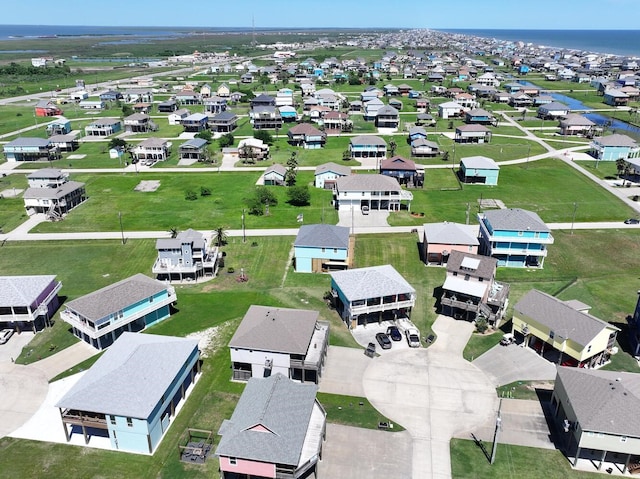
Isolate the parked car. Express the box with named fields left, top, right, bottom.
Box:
left=365, top=342, right=376, bottom=357
left=500, top=333, right=515, bottom=346
left=0, top=328, right=14, bottom=344
left=361, top=205, right=369, bottom=215
left=376, top=332, right=392, bottom=349
left=386, top=325, right=402, bottom=341
left=406, top=328, right=420, bottom=347
left=624, top=218, right=640, bottom=224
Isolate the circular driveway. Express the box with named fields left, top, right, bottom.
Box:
left=363, top=317, right=498, bottom=479
left=0, top=362, right=49, bottom=438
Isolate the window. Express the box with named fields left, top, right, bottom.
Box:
left=322, top=248, right=326, bottom=253
left=149, top=295, right=154, bottom=303
left=621, top=437, right=628, bottom=443
left=549, top=330, right=555, bottom=340
left=587, top=345, right=592, bottom=353
left=464, top=274, right=470, bottom=281
left=126, top=417, right=133, bottom=427
left=110, top=416, right=116, bottom=425
left=333, top=248, right=338, bottom=253
left=453, top=272, right=458, bottom=276
left=229, top=457, right=237, bottom=465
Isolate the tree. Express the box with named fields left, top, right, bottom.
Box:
left=246, top=186, right=278, bottom=215
left=287, top=185, right=310, bottom=206
left=121, top=103, right=133, bottom=117
left=195, top=130, right=213, bottom=143
left=389, top=139, right=397, bottom=157
left=108, top=138, right=129, bottom=151
left=616, top=158, right=627, bottom=177
left=218, top=133, right=234, bottom=149
left=213, top=226, right=228, bottom=246
left=169, top=227, right=179, bottom=239
left=253, top=130, right=273, bottom=145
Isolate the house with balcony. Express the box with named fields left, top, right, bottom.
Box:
left=460, top=156, right=500, bottom=185
left=124, top=89, right=153, bottom=104
left=152, top=228, right=218, bottom=282
left=168, top=108, right=190, bottom=126
left=124, top=113, right=152, bottom=133
left=603, top=89, right=629, bottom=107
left=438, top=101, right=464, bottom=119
left=157, top=100, right=178, bottom=113
left=423, top=221, right=479, bottom=265
left=132, top=138, right=170, bottom=162
left=322, top=111, right=350, bottom=132
left=250, top=93, right=276, bottom=108
left=215, top=374, right=326, bottom=479
left=178, top=138, right=209, bottom=162
left=294, top=224, right=350, bottom=273
left=0, top=275, right=62, bottom=333
left=440, top=251, right=509, bottom=325
left=56, top=332, right=200, bottom=454
left=464, top=108, right=495, bottom=125
left=46, top=116, right=71, bottom=136
left=363, top=98, right=385, bottom=120
left=3, top=137, right=59, bottom=162
left=60, top=273, right=176, bottom=350
left=478, top=208, right=554, bottom=268
left=537, top=101, right=570, bottom=119
left=411, top=138, right=440, bottom=158
left=208, top=111, right=238, bottom=133
left=380, top=156, right=421, bottom=187
left=287, top=123, right=326, bottom=149
left=100, top=90, right=123, bottom=102
left=330, top=264, right=416, bottom=329
left=203, top=96, right=227, bottom=114
left=174, top=89, right=202, bottom=105
left=217, top=83, right=230, bottom=97
left=229, top=305, right=329, bottom=383
left=375, top=105, right=400, bottom=129
left=348, top=135, right=387, bottom=159
left=559, top=114, right=596, bottom=136
left=334, top=174, right=412, bottom=211
left=551, top=367, right=640, bottom=473
left=238, top=137, right=270, bottom=161
left=590, top=134, right=640, bottom=162
left=48, top=134, right=79, bottom=152
left=512, top=289, right=619, bottom=368
left=509, top=92, right=533, bottom=107
left=275, top=87, right=294, bottom=107
left=181, top=113, right=209, bottom=133
left=23, top=174, right=86, bottom=218
left=455, top=124, right=492, bottom=143
left=84, top=118, right=122, bottom=137
left=314, top=162, right=351, bottom=189
left=250, top=106, right=283, bottom=130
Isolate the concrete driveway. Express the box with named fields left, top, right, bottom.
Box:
left=319, top=345, right=370, bottom=397
left=337, top=209, right=390, bottom=229
left=362, top=316, right=499, bottom=479
left=0, top=362, right=49, bottom=438
left=0, top=332, right=35, bottom=363
left=317, top=423, right=413, bottom=479
left=472, top=342, right=557, bottom=387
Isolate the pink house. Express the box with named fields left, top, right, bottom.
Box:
left=423, top=222, right=479, bottom=265
left=215, top=374, right=326, bottom=479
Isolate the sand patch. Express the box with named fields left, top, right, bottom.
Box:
left=134, top=180, right=161, bottom=192
left=185, top=325, right=222, bottom=358
left=67, top=154, right=86, bottom=159
left=0, top=188, right=23, bottom=198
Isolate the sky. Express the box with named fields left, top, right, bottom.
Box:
left=3, top=0, right=640, bottom=30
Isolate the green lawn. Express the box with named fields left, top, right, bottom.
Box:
left=450, top=439, right=602, bottom=479
left=30, top=171, right=338, bottom=233
left=317, top=393, right=404, bottom=431
left=496, top=381, right=554, bottom=400
left=0, top=174, right=30, bottom=232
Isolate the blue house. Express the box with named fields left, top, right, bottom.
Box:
left=294, top=224, right=350, bottom=273
left=314, top=162, right=351, bottom=189
left=56, top=332, right=200, bottom=454
left=590, top=134, right=639, bottom=162
left=3, top=137, right=59, bottom=162
left=46, top=116, right=71, bottom=136
left=460, top=156, right=500, bottom=185
left=60, top=273, right=176, bottom=350
left=519, top=65, right=530, bottom=75
left=100, top=90, right=123, bottom=102
left=464, top=108, right=494, bottom=125
left=478, top=208, right=554, bottom=268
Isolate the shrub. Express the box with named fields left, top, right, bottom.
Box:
left=475, top=317, right=489, bottom=334
left=200, top=186, right=211, bottom=197
left=185, top=190, right=198, bottom=201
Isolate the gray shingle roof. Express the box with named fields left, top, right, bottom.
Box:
left=180, top=138, right=208, bottom=150
left=423, top=222, right=479, bottom=246
left=295, top=224, right=349, bottom=249
left=265, top=163, right=287, bottom=176
left=330, top=265, right=415, bottom=302
left=559, top=114, right=595, bottom=126
left=27, top=168, right=64, bottom=179
left=446, top=250, right=496, bottom=280
left=594, top=134, right=638, bottom=147
left=5, top=137, right=51, bottom=148
left=336, top=174, right=400, bottom=193
left=215, top=374, right=318, bottom=466
left=514, top=289, right=618, bottom=347
left=229, top=305, right=319, bottom=355
left=349, top=135, right=386, bottom=146
left=482, top=208, right=550, bottom=233
left=23, top=181, right=85, bottom=200
left=65, top=273, right=169, bottom=321
left=314, top=162, right=351, bottom=177
left=556, top=367, right=640, bottom=437
left=0, top=275, right=58, bottom=306
left=55, top=332, right=198, bottom=418
left=461, top=156, right=499, bottom=170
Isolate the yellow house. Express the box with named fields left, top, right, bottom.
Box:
left=512, top=290, right=619, bottom=368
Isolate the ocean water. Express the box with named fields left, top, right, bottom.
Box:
left=441, top=29, right=640, bottom=58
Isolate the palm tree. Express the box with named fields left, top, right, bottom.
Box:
left=389, top=139, right=397, bottom=157
left=616, top=158, right=627, bottom=177
left=214, top=226, right=228, bottom=246
left=169, top=227, right=179, bottom=239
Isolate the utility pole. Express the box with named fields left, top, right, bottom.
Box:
left=118, top=211, right=125, bottom=245
left=242, top=209, right=246, bottom=243
left=490, top=398, right=503, bottom=465
left=571, top=202, right=578, bottom=235
left=466, top=202, right=470, bottom=225
left=525, top=143, right=531, bottom=169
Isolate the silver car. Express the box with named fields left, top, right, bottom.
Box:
left=0, top=328, right=14, bottom=344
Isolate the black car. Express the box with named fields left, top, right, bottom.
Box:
left=376, top=332, right=392, bottom=349
left=386, top=325, right=402, bottom=341
left=624, top=218, right=640, bottom=224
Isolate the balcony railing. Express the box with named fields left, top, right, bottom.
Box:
left=60, top=409, right=108, bottom=429
left=490, top=246, right=549, bottom=256
left=350, top=298, right=415, bottom=316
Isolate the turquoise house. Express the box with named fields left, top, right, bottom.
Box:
left=590, top=134, right=639, bottom=162
left=460, top=156, right=500, bottom=185
left=56, top=332, right=200, bottom=454
left=60, top=274, right=176, bottom=350
left=294, top=224, right=350, bottom=273
left=478, top=208, right=554, bottom=268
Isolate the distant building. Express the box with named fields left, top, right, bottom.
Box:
left=0, top=275, right=62, bottom=333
